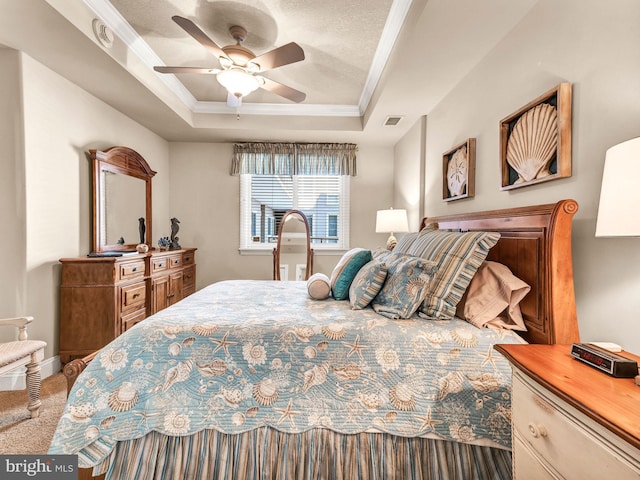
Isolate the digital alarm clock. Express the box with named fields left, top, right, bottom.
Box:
left=570, top=343, right=639, bottom=378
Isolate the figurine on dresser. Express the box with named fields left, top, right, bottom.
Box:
left=170, top=217, right=181, bottom=250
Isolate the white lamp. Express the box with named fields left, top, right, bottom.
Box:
left=216, top=68, right=261, bottom=99
left=595, top=137, right=640, bottom=237
left=376, top=208, right=409, bottom=250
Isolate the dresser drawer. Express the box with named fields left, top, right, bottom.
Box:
left=121, top=308, right=146, bottom=332
left=120, top=282, right=146, bottom=313
left=183, top=251, right=195, bottom=265
left=151, top=256, right=169, bottom=274
left=168, top=254, right=183, bottom=269
left=512, top=371, right=640, bottom=479
left=183, top=265, right=196, bottom=296
left=118, top=260, right=145, bottom=281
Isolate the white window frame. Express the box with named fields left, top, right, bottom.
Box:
left=240, top=174, right=350, bottom=254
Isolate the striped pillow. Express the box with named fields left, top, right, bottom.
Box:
left=349, top=260, right=388, bottom=309
left=406, top=227, right=500, bottom=320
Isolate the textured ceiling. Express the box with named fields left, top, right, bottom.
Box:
left=0, top=0, right=538, bottom=145
left=109, top=0, right=393, bottom=106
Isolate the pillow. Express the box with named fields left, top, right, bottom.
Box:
left=393, top=232, right=419, bottom=253
left=349, top=260, right=388, bottom=309
left=456, top=261, right=530, bottom=331
left=330, top=248, right=373, bottom=300
left=371, top=254, right=437, bottom=319
left=406, top=226, right=501, bottom=320
left=307, top=273, right=331, bottom=300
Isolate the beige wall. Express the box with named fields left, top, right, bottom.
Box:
left=0, top=49, right=26, bottom=342
left=168, top=142, right=394, bottom=286
left=393, top=116, right=426, bottom=231
left=395, top=0, right=640, bottom=352
left=0, top=51, right=170, bottom=364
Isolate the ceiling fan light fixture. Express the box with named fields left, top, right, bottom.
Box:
left=216, top=68, right=260, bottom=98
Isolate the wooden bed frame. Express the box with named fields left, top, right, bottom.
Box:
left=63, top=199, right=579, bottom=480
left=421, top=198, right=580, bottom=345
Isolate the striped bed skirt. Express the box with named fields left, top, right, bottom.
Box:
left=93, top=427, right=512, bottom=479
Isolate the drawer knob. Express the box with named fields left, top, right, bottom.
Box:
left=528, top=422, right=548, bottom=439
left=132, top=267, right=137, bottom=272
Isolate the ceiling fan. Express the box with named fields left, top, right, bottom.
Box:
left=154, top=16, right=306, bottom=109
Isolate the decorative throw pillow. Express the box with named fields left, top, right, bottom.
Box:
left=349, top=260, right=388, bottom=309
left=456, top=261, right=530, bottom=330
left=307, top=273, right=332, bottom=300
left=330, top=248, right=373, bottom=300
left=406, top=226, right=501, bottom=320
left=371, top=254, right=437, bottom=319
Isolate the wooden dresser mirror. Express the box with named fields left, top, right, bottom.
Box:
left=90, top=146, right=156, bottom=253
left=273, top=209, right=314, bottom=280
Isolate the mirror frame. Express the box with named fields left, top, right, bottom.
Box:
left=90, top=146, right=156, bottom=253
left=272, top=209, right=314, bottom=280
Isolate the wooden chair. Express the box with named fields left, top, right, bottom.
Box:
left=0, top=316, right=47, bottom=418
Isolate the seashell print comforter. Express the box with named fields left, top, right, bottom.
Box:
left=50, top=280, right=525, bottom=467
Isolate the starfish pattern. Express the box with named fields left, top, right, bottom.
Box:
left=478, top=345, right=498, bottom=369
left=210, top=331, right=238, bottom=356
left=274, top=399, right=301, bottom=428
left=414, top=406, right=443, bottom=433
left=343, top=335, right=367, bottom=360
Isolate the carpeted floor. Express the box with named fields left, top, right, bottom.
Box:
left=0, top=372, right=67, bottom=454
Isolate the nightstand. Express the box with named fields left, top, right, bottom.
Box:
left=495, top=344, right=640, bottom=480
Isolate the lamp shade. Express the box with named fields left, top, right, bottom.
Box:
left=595, top=137, right=640, bottom=237
left=376, top=208, right=409, bottom=233
left=216, top=69, right=260, bottom=98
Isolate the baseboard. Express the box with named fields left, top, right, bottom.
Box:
left=0, top=355, right=62, bottom=391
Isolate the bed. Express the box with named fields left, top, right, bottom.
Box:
left=51, top=200, right=580, bottom=480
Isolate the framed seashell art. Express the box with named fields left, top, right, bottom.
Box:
left=442, top=138, right=476, bottom=201
left=500, top=83, right=572, bottom=190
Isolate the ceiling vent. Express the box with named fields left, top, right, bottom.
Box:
left=384, top=116, right=404, bottom=126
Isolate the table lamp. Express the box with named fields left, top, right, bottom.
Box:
left=376, top=208, right=409, bottom=250
left=595, top=137, right=640, bottom=237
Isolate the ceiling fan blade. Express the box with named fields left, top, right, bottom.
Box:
left=259, top=77, right=306, bottom=103
left=227, top=92, right=242, bottom=108
left=154, top=66, right=221, bottom=74
left=252, top=42, right=305, bottom=72
left=171, top=15, right=229, bottom=63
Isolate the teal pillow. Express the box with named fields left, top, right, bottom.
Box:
left=330, top=248, right=373, bottom=300
left=371, top=254, right=437, bottom=319
left=349, top=259, right=388, bottom=309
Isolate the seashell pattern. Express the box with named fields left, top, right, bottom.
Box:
left=108, top=382, right=139, bottom=412
left=389, top=383, right=416, bottom=411
left=506, top=103, right=558, bottom=184
left=321, top=324, right=346, bottom=340
left=253, top=379, right=279, bottom=406
left=332, top=363, right=362, bottom=381
left=192, top=323, right=218, bottom=336
left=450, top=329, right=479, bottom=348
left=196, top=359, right=227, bottom=377
left=51, top=280, right=521, bottom=453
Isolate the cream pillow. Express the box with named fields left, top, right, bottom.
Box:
left=456, top=261, right=530, bottom=330
left=307, top=273, right=331, bottom=300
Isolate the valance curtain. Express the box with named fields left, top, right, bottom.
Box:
left=231, top=143, right=357, bottom=176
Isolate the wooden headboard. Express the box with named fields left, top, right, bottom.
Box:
left=421, top=199, right=580, bottom=345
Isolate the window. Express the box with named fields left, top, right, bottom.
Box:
left=240, top=174, right=350, bottom=251
left=233, top=142, right=357, bottom=253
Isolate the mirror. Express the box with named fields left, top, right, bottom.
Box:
left=91, top=146, right=156, bottom=253
left=273, top=210, right=314, bottom=280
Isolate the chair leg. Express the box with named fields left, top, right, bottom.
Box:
left=25, top=354, right=43, bottom=418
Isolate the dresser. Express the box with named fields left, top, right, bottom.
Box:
left=59, top=248, right=196, bottom=363
left=495, top=344, right=640, bottom=480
